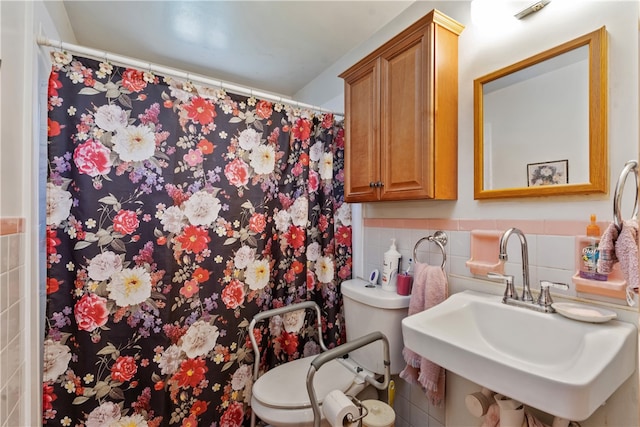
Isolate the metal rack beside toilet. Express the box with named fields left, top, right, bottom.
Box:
left=249, top=302, right=391, bottom=427
left=413, top=230, right=448, bottom=269
left=306, top=331, right=390, bottom=427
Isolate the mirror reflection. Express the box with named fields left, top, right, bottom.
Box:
left=474, top=27, right=607, bottom=199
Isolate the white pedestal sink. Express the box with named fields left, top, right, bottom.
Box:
left=401, top=290, right=637, bottom=421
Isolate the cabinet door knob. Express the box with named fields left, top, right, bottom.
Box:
left=378, top=181, right=384, bottom=187
left=369, top=182, right=375, bottom=188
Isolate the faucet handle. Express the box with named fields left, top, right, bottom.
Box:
left=487, top=272, right=513, bottom=281
left=537, top=281, right=569, bottom=308
left=487, top=272, right=517, bottom=301
left=540, top=281, right=569, bottom=290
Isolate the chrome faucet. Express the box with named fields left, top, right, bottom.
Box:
left=490, top=228, right=570, bottom=313
left=499, top=228, right=534, bottom=303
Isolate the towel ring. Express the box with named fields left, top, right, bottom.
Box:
left=613, top=160, right=639, bottom=231
left=413, top=230, right=448, bottom=269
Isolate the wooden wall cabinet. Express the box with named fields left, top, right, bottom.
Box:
left=339, top=10, right=464, bottom=202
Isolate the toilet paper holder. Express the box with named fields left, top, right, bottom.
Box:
left=343, top=396, right=369, bottom=426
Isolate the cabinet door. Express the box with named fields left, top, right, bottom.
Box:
left=343, top=61, right=380, bottom=202
left=379, top=30, right=434, bottom=200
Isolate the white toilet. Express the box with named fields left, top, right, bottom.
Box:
left=251, top=277, right=411, bottom=427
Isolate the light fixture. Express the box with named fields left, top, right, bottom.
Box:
left=514, top=0, right=551, bottom=19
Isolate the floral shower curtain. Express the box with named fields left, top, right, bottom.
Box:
left=44, top=52, right=351, bottom=427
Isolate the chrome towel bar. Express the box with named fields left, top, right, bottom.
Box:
left=613, top=160, right=638, bottom=230
left=413, top=230, right=448, bottom=269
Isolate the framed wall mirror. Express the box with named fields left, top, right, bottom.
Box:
left=474, top=27, right=607, bottom=199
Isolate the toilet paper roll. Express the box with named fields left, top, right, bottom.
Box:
left=465, top=391, right=492, bottom=417
left=494, top=394, right=524, bottom=427
left=322, top=390, right=359, bottom=427
left=494, top=394, right=523, bottom=410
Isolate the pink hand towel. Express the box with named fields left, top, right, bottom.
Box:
left=596, top=220, right=639, bottom=305
left=480, top=403, right=500, bottom=427
left=597, top=222, right=619, bottom=274
left=525, top=411, right=551, bottom=427
left=399, top=261, right=448, bottom=406
left=616, top=220, right=639, bottom=297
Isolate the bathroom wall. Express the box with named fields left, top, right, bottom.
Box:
left=297, top=0, right=639, bottom=225
left=0, top=219, right=26, bottom=426
left=296, top=1, right=640, bottom=426
left=0, top=3, right=29, bottom=425
left=0, top=1, right=73, bottom=424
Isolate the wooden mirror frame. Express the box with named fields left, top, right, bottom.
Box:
left=474, top=27, right=607, bottom=199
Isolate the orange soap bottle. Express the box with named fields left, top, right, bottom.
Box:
left=579, top=214, right=606, bottom=281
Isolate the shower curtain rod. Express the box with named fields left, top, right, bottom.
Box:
left=36, top=36, right=344, bottom=117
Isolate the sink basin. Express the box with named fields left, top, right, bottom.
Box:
left=401, top=290, right=637, bottom=421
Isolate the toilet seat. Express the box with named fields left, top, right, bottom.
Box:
left=252, top=355, right=357, bottom=409
left=251, top=355, right=368, bottom=427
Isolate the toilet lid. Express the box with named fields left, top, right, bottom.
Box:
left=252, top=355, right=357, bottom=409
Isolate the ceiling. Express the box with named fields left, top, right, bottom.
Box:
left=61, top=1, right=415, bottom=98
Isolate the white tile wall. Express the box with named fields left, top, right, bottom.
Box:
left=0, top=230, right=25, bottom=426
left=392, top=374, right=446, bottom=427
left=364, top=226, right=614, bottom=301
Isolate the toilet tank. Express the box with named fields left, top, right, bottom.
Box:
left=341, top=278, right=411, bottom=375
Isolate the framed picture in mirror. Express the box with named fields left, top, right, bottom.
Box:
left=527, top=159, right=568, bottom=187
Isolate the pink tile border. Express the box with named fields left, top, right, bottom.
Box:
left=0, top=218, right=25, bottom=236
left=0, top=216, right=612, bottom=243
left=363, top=217, right=603, bottom=237
left=363, top=218, right=461, bottom=230
left=543, top=220, right=591, bottom=236
left=495, top=219, right=545, bottom=234
left=459, top=219, right=497, bottom=231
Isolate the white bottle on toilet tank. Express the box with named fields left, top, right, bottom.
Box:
left=381, top=238, right=402, bottom=292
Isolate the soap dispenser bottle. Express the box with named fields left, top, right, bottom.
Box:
left=381, top=238, right=402, bottom=292
left=579, top=214, right=607, bottom=281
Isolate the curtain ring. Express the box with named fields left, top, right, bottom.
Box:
left=184, top=73, right=194, bottom=93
